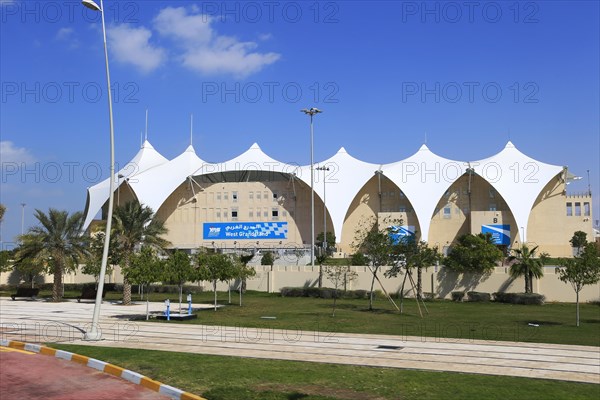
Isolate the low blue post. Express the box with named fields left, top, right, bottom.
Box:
left=187, top=293, right=192, bottom=315
left=165, top=299, right=170, bottom=321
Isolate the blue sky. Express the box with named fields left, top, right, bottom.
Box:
left=1, top=0, right=599, bottom=245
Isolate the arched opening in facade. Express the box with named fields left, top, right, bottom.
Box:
left=429, top=173, right=518, bottom=256
left=340, top=173, right=420, bottom=254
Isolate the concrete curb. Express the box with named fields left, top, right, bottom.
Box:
left=0, top=339, right=205, bottom=400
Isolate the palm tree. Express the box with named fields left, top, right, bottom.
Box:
left=0, top=203, right=6, bottom=224
left=17, top=209, right=88, bottom=301
left=112, top=201, right=169, bottom=305
left=508, top=244, right=544, bottom=293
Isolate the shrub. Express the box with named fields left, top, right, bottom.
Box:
left=145, top=284, right=203, bottom=294
left=0, top=283, right=120, bottom=296
left=493, top=292, right=545, bottom=305
left=279, top=287, right=368, bottom=299
left=467, top=291, right=491, bottom=302
left=451, top=291, right=465, bottom=302
left=350, top=252, right=369, bottom=266
left=280, top=287, right=304, bottom=297
left=261, top=251, right=275, bottom=266
left=103, top=283, right=118, bottom=292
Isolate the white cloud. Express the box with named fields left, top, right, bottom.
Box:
left=153, top=7, right=280, bottom=78
left=56, top=27, right=74, bottom=40
left=258, top=33, right=273, bottom=41
left=55, top=27, right=80, bottom=49
left=154, top=7, right=213, bottom=45
left=0, top=141, right=35, bottom=164
left=182, top=40, right=281, bottom=78
left=107, top=24, right=166, bottom=74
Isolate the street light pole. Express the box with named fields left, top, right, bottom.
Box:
left=82, top=0, right=115, bottom=341
left=316, top=166, right=330, bottom=254
left=301, top=108, right=322, bottom=268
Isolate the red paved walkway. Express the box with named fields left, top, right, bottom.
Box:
left=0, top=349, right=170, bottom=400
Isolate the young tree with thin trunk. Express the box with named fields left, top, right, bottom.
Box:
left=558, top=243, right=600, bottom=327
left=353, top=219, right=394, bottom=311
left=316, top=253, right=328, bottom=288
left=14, top=255, right=45, bottom=288
left=195, top=251, right=236, bottom=311
left=163, top=250, right=194, bottom=313
left=125, top=246, right=164, bottom=320
left=234, top=254, right=256, bottom=306
left=386, top=238, right=440, bottom=300
left=17, top=209, right=88, bottom=301
left=293, top=248, right=304, bottom=266
left=317, top=231, right=336, bottom=254
left=112, top=202, right=169, bottom=305
left=325, top=264, right=357, bottom=316
left=81, top=231, right=115, bottom=288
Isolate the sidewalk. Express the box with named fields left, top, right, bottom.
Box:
left=1, top=298, right=599, bottom=384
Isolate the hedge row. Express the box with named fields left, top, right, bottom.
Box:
left=0, top=283, right=120, bottom=292
left=493, top=292, right=545, bottom=305
left=467, top=291, right=492, bottom=302
left=280, top=287, right=371, bottom=299
left=450, top=290, right=545, bottom=305
left=0, top=283, right=205, bottom=295
left=137, top=284, right=204, bottom=294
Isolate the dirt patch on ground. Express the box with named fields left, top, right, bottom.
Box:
left=253, top=383, right=390, bottom=400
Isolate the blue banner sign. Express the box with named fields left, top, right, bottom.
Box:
left=481, top=224, right=511, bottom=245
left=203, top=222, right=288, bottom=240
left=389, top=225, right=416, bottom=244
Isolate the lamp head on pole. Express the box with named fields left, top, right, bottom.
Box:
left=82, top=0, right=102, bottom=11
left=301, top=108, right=323, bottom=116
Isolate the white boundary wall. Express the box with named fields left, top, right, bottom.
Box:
left=2, top=265, right=598, bottom=303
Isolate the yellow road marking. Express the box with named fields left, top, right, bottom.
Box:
left=0, top=346, right=35, bottom=355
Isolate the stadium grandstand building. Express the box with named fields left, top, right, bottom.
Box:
left=83, top=140, right=593, bottom=258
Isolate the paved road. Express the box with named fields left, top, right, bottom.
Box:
left=0, top=298, right=598, bottom=384
left=0, top=346, right=170, bottom=399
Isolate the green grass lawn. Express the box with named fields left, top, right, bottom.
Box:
left=3, top=288, right=598, bottom=346
left=146, top=291, right=599, bottom=347
left=51, top=344, right=599, bottom=400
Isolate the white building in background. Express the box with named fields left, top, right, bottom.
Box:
left=83, top=140, right=593, bottom=258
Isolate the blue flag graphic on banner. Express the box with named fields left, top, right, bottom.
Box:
left=203, top=222, right=288, bottom=240
left=481, top=224, right=511, bottom=245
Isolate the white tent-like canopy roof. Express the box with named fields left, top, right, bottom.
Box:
left=82, top=140, right=168, bottom=230
left=127, top=144, right=205, bottom=215
left=293, top=147, right=381, bottom=243
left=193, top=143, right=298, bottom=177
left=472, top=141, right=563, bottom=241
left=382, top=144, right=465, bottom=242
left=82, top=140, right=566, bottom=245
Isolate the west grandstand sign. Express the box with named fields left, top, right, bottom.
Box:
left=203, top=222, right=288, bottom=240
